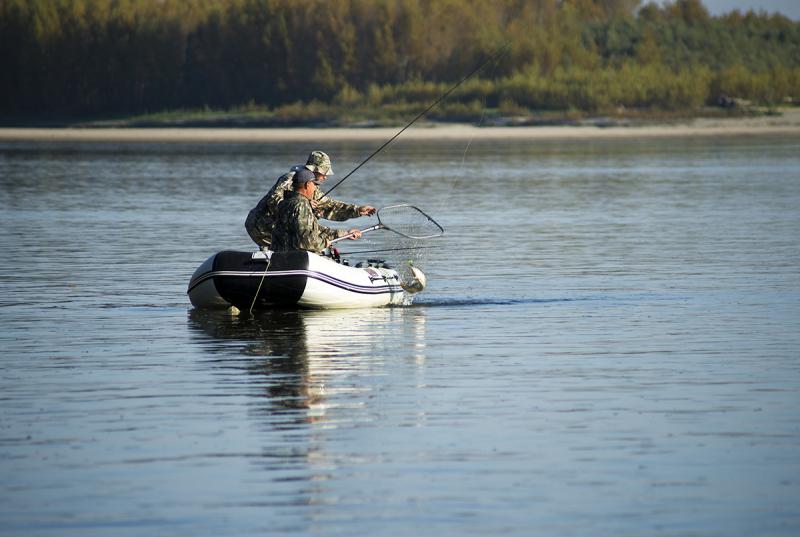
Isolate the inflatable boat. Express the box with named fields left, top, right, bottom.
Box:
left=187, top=249, right=426, bottom=310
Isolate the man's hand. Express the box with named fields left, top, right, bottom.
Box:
left=359, top=205, right=376, bottom=216
left=346, top=228, right=362, bottom=240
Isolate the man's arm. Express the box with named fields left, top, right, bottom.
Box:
left=312, top=190, right=374, bottom=220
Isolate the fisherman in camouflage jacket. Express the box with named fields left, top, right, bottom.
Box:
left=245, top=150, right=375, bottom=248
left=271, top=169, right=363, bottom=254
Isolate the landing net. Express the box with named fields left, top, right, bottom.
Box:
left=336, top=204, right=443, bottom=279
left=376, top=204, right=444, bottom=240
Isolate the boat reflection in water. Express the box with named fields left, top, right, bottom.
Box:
left=187, top=307, right=428, bottom=424
left=186, top=307, right=428, bottom=518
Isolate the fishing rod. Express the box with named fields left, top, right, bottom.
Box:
left=337, top=245, right=439, bottom=255
left=323, top=41, right=512, bottom=197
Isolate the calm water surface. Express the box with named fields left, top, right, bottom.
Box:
left=1, top=135, right=799, bottom=536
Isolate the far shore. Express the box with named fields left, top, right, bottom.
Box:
left=2, top=110, right=799, bottom=143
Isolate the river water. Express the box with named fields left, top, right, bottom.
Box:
left=1, top=134, right=799, bottom=536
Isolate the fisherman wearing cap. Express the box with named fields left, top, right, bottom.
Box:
left=245, top=150, right=376, bottom=249
left=271, top=169, right=363, bottom=254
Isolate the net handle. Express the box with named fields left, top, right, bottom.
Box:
left=329, top=204, right=444, bottom=244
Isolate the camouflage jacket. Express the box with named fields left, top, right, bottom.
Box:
left=245, top=166, right=361, bottom=246
left=271, top=191, right=347, bottom=254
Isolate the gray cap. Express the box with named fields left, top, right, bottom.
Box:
left=292, top=168, right=318, bottom=187
left=304, top=150, right=334, bottom=176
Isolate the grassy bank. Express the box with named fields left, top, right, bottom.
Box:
left=11, top=101, right=786, bottom=130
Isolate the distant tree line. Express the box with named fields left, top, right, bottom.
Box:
left=1, top=0, right=799, bottom=120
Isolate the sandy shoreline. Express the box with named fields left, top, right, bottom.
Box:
left=2, top=110, right=799, bottom=143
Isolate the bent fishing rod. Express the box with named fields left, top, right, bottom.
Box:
left=323, top=41, right=511, bottom=197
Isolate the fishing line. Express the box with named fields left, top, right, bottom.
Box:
left=436, top=56, right=500, bottom=217
left=248, top=255, right=271, bottom=316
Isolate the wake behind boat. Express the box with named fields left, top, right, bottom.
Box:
left=188, top=249, right=425, bottom=310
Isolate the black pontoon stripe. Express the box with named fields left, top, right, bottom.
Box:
left=307, top=272, right=402, bottom=294
left=188, top=269, right=402, bottom=296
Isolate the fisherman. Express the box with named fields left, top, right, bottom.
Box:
left=271, top=169, right=363, bottom=254
left=245, top=150, right=375, bottom=249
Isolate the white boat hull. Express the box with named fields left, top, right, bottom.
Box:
left=188, top=250, right=415, bottom=310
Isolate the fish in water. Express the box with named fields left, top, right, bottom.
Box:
left=401, top=266, right=426, bottom=294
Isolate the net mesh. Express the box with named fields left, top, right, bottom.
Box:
left=334, top=205, right=443, bottom=276
left=376, top=204, right=444, bottom=240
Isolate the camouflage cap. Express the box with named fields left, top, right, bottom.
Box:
left=304, top=150, right=334, bottom=176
